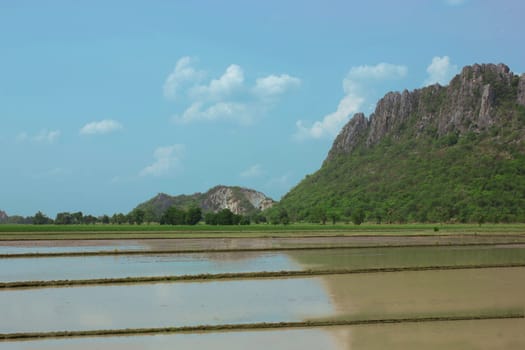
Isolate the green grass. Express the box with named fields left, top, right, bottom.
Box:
left=1, top=223, right=525, bottom=236
left=0, top=223, right=523, bottom=241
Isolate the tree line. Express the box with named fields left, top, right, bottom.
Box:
left=2, top=206, right=367, bottom=226
left=9, top=207, right=257, bottom=226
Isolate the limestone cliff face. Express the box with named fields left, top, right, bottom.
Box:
left=328, top=113, right=368, bottom=157
left=201, top=186, right=275, bottom=214
left=137, top=186, right=275, bottom=216
left=518, top=74, right=525, bottom=106
left=326, top=63, right=524, bottom=162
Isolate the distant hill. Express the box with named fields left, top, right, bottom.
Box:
left=277, top=63, right=525, bottom=223
left=0, top=210, right=7, bottom=223
left=135, top=185, right=275, bottom=217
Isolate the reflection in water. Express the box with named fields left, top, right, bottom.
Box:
left=0, top=278, right=334, bottom=333
left=3, top=235, right=525, bottom=255
left=0, top=253, right=300, bottom=282
left=1, top=243, right=524, bottom=349
left=1, top=319, right=524, bottom=350
left=3, top=245, right=525, bottom=283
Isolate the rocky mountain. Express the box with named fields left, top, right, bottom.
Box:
left=135, top=185, right=275, bottom=217
left=278, top=63, right=525, bottom=223
left=327, top=63, right=525, bottom=162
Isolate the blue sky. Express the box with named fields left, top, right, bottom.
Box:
left=1, top=0, right=524, bottom=217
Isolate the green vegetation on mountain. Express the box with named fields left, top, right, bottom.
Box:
left=275, top=64, right=525, bottom=224
left=134, top=185, right=275, bottom=223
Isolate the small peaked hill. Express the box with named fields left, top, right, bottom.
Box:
left=135, top=185, right=275, bottom=217
left=278, top=63, right=525, bottom=223
left=0, top=210, right=7, bottom=223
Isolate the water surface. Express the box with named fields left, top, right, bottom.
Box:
left=2, top=235, right=524, bottom=254
left=1, top=268, right=523, bottom=333
left=0, top=278, right=333, bottom=333
left=0, top=252, right=299, bottom=282
left=2, top=245, right=525, bottom=283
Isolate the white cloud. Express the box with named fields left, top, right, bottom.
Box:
left=34, top=129, right=61, bottom=143
left=240, top=164, right=264, bottom=178
left=424, top=56, right=459, bottom=86
left=164, top=57, right=301, bottom=126
left=140, top=144, right=185, bottom=177
left=295, top=62, right=407, bottom=140
left=345, top=63, right=408, bottom=84
left=253, top=74, right=301, bottom=98
left=163, top=56, right=204, bottom=99
left=173, top=101, right=251, bottom=124
left=190, top=64, right=244, bottom=101
left=16, top=130, right=60, bottom=143
left=295, top=94, right=364, bottom=140
left=80, top=120, right=123, bottom=135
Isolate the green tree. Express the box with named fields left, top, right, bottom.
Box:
left=161, top=206, right=186, bottom=225
left=204, top=213, right=218, bottom=225
left=351, top=208, right=365, bottom=225
left=71, top=212, right=83, bottom=224
left=55, top=212, right=72, bottom=225
left=279, top=208, right=290, bottom=225
left=111, top=213, right=127, bottom=225
left=328, top=210, right=339, bottom=225
left=216, top=209, right=234, bottom=225
left=101, top=215, right=110, bottom=224
left=185, top=207, right=202, bottom=225
left=84, top=215, right=98, bottom=225
left=143, top=209, right=158, bottom=224
left=33, top=211, right=52, bottom=225
left=129, top=209, right=145, bottom=225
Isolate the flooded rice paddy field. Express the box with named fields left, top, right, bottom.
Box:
left=1, top=235, right=524, bottom=348
left=1, top=268, right=523, bottom=333
left=1, top=234, right=525, bottom=254
left=1, top=318, right=524, bottom=350
left=1, top=245, right=525, bottom=282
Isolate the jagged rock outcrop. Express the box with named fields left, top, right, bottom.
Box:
left=136, top=185, right=275, bottom=216
left=326, top=113, right=368, bottom=160
left=518, top=74, right=525, bottom=106
left=202, top=186, right=274, bottom=214
left=326, top=63, right=524, bottom=161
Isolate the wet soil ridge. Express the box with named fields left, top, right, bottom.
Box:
left=2, top=241, right=525, bottom=259
left=1, top=313, right=522, bottom=341
left=2, top=264, right=525, bottom=289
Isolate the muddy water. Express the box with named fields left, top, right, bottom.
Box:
left=289, top=245, right=525, bottom=270
left=2, top=245, right=525, bottom=283
left=0, top=319, right=523, bottom=350
left=319, top=267, right=525, bottom=320
left=328, top=318, right=525, bottom=350
left=1, top=268, right=523, bottom=333
left=0, top=240, right=143, bottom=254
